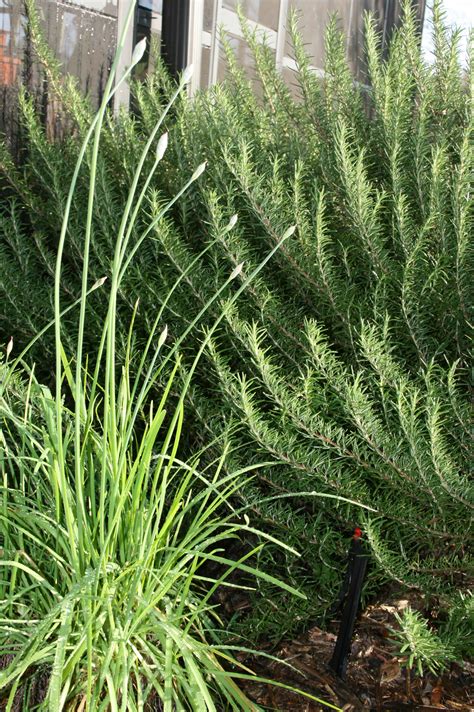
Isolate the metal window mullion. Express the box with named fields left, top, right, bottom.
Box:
left=188, top=0, right=204, bottom=94
left=114, top=0, right=135, bottom=113
left=210, top=0, right=222, bottom=85
left=219, top=9, right=277, bottom=46
left=346, top=0, right=355, bottom=55
left=382, top=0, right=391, bottom=55
left=275, top=0, right=289, bottom=70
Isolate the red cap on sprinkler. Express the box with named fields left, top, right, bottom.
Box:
left=353, top=527, right=362, bottom=539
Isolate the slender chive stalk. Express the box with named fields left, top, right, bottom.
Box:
left=51, top=2, right=140, bottom=570
left=98, top=70, right=194, bottom=549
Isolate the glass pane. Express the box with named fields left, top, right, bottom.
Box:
left=200, top=45, right=211, bottom=88
left=0, top=0, right=119, bottom=154
left=0, top=2, right=23, bottom=84
left=64, top=0, right=118, bottom=18
left=1, top=1, right=27, bottom=154
left=37, top=0, right=117, bottom=106
left=218, top=32, right=256, bottom=81
left=59, top=10, right=79, bottom=60
left=223, top=0, right=279, bottom=31
left=287, top=0, right=413, bottom=76
left=138, top=0, right=163, bottom=12
left=287, top=0, right=336, bottom=69
left=218, top=31, right=275, bottom=99
left=134, top=1, right=162, bottom=80
left=204, top=0, right=215, bottom=32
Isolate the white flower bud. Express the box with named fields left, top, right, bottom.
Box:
left=182, top=64, right=194, bottom=84
left=282, top=225, right=296, bottom=240
left=158, top=325, right=168, bottom=348
left=227, top=214, right=238, bottom=230
left=91, top=276, right=107, bottom=290
left=191, top=161, right=207, bottom=181
left=131, top=38, right=147, bottom=67
left=156, top=132, right=168, bottom=161
left=230, top=262, right=244, bottom=280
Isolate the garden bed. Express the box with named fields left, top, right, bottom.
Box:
left=239, top=592, right=473, bottom=711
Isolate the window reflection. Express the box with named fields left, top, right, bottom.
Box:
left=223, top=0, right=279, bottom=31
left=64, top=0, right=118, bottom=18
left=286, top=0, right=335, bottom=69
left=0, top=1, right=22, bottom=86
left=200, top=44, right=211, bottom=88
left=203, top=0, right=215, bottom=33
left=60, top=11, right=78, bottom=61
left=218, top=33, right=256, bottom=82
left=134, top=0, right=163, bottom=80
left=217, top=31, right=274, bottom=99
left=287, top=0, right=413, bottom=79
left=138, top=0, right=163, bottom=11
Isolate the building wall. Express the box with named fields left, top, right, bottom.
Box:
left=0, top=0, right=424, bottom=153
left=194, top=0, right=425, bottom=92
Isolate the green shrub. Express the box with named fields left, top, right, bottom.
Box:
left=438, top=591, right=474, bottom=659
left=1, top=0, right=472, bottom=651
left=390, top=607, right=455, bottom=676
left=390, top=594, right=474, bottom=678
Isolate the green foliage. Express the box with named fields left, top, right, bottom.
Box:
left=390, top=607, right=455, bottom=676
left=0, top=12, right=337, bottom=710
left=1, top=360, right=283, bottom=711
left=1, top=0, right=472, bottom=657
left=438, top=591, right=474, bottom=659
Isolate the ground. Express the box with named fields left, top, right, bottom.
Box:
left=239, top=593, right=474, bottom=711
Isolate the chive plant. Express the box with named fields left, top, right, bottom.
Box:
left=0, top=5, right=342, bottom=710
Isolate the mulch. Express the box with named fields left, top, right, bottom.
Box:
left=237, top=594, right=474, bottom=711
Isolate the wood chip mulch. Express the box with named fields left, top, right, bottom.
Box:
left=237, top=595, right=473, bottom=712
